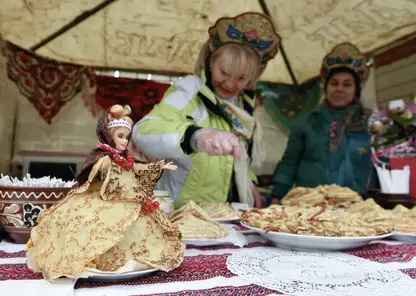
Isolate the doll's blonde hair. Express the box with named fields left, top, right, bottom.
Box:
left=194, top=41, right=264, bottom=89
left=107, top=105, right=134, bottom=136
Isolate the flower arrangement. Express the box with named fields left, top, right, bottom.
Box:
left=369, top=99, right=416, bottom=196
left=369, top=99, right=416, bottom=155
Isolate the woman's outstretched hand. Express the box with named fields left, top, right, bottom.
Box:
left=191, top=128, right=241, bottom=160
left=252, top=184, right=264, bottom=208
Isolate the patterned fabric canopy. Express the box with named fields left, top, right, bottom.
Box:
left=0, top=1, right=415, bottom=84
left=1, top=40, right=93, bottom=124
left=92, top=76, right=170, bottom=122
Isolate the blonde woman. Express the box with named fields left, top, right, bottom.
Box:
left=133, top=12, right=280, bottom=208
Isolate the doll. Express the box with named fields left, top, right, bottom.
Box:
left=26, top=105, right=184, bottom=281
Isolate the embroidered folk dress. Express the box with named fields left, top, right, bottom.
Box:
left=26, top=157, right=184, bottom=281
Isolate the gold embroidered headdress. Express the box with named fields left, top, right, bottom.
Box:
left=321, top=42, right=369, bottom=85
left=208, top=12, right=281, bottom=65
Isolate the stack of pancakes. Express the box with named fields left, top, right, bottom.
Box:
left=197, top=202, right=240, bottom=219
left=170, top=201, right=227, bottom=239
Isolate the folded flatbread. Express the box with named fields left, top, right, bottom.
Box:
left=170, top=201, right=227, bottom=239
left=197, top=202, right=239, bottom=219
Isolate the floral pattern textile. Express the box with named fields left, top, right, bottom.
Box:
left=208, top=12, right=280, bottom=65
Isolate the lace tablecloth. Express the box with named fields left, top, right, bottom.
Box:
left=1, top=226, right=416, bottom=296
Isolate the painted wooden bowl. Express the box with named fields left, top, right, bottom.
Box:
left=0, top=186, right=70, bottom=244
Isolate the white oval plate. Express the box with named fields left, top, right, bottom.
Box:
left=83, top=269, right=158, bottom=282
left=212, top=217, right=241, bottom=223
left=241, top=222, right=392, bottom=251
left=391, top=232, right=416, bottom=244
left=231, top=202, right=252, bottom=212
left=183, top=237, right=232, bottom=247
left=184, top=227, right=238, bottom=246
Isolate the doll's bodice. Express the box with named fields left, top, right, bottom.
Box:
left=102, top=161, right=163, bottom=201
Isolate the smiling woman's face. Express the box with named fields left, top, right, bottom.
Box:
left=210, top=58, right=250, bottom=99
left=209, top=43, right=261, bottom=100
left=326, top=72, right=357, bottom=108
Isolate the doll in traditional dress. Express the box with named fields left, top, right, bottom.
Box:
left=26, top=105, right=184, bottom=281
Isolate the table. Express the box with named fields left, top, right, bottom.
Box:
left=1, top=226, right=416, bottom=296
left=365, top=189, right=416, bottom=209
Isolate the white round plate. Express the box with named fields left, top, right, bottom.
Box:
left=183, top=234, right=234, bottom=247
left=184, top=238, right=229, bottom=247
left=231, top=202, right=252, bottom=211
left=241, top=222, right=392, bottom=251
left=391, top=232, right=416, bottom=244
left=85, top=269, right=158, bottom=281
left=213, top=217, right=241, bottom=223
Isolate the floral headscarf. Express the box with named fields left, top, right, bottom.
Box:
left=75, top=109, right=130, bottom=185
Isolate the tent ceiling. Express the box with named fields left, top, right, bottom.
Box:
left=1, top=0, right=415, bottom=84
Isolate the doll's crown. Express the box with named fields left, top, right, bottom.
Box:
left=107, top=119, right=132, bottom=131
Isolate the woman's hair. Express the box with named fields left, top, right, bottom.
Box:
left=107, top=104, right=133, bottom=136
left=194, top=40, right=263, bottom=89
